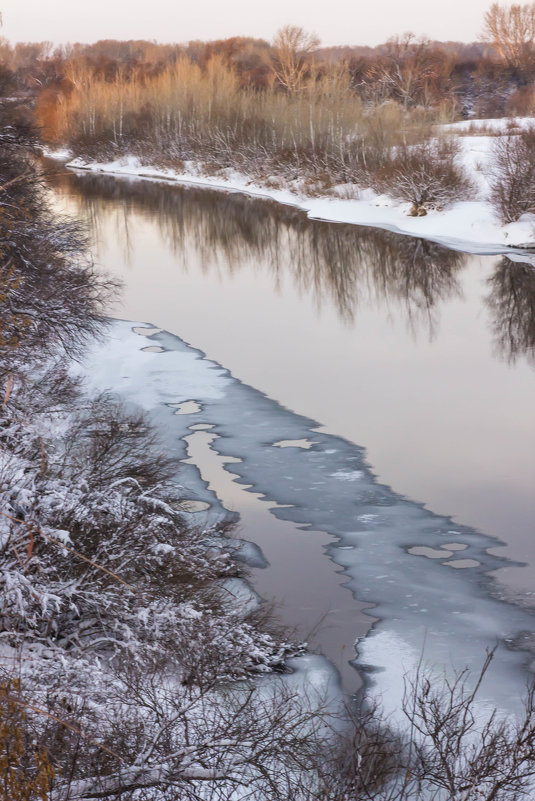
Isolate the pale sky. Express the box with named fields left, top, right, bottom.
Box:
left=0, top=0, right=517, bottom=47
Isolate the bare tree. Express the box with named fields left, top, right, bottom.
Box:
left=374, top=136, right=474, bottom=214
left=490, top=123, right=535, bottom=222
left=371, top=34, right=443, bottom=108
left=271, top=25, right=320, bottom=93
left=483, top=2, right=535, bottom=75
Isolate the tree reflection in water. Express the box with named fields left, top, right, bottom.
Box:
left=47, top=164, right=535, bottom=360
left=486, top=257, right=535, bottom=365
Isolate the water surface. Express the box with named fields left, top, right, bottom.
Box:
left=48, top=165, right=535, bottom=695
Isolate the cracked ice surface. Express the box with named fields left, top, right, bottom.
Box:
left=81, top=320, right=535, bottom=715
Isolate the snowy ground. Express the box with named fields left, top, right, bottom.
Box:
left=47, top=118, right=535, bottom=257
left=80, top=320, right=535, bottom=721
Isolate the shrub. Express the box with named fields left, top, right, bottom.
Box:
left=374, top=136, right=474, bottom=213
left=490, top=125, right=535, bottom=222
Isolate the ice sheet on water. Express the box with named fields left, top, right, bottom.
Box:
left=81, top=320, right=535, bottom=716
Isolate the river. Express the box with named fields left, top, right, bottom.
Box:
left=47, top=163, right=535, bottom=708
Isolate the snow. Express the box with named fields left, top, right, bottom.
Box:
left=42, top=146, right=73, bottom=161
left=219, top=577, right=262, bottom=616
left=53, top=119, right=535, bottom=256
left=75, top=322, right=232, bottom=408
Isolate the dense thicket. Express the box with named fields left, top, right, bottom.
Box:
left=27, top=52, right=473, bottom=211
left=0, top=106, right=110, bottom=379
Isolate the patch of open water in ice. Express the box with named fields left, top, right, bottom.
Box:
left=131, top=326, right=163, bottom=337
left=169, top=400, right=202, bottom=415
left=443, top=559, right=482, bottom=569
left=408, top=545, right=454, bottom=559
left=183, top=427, right=368, bottom=693
left=272, top=439, right=317, bottom=449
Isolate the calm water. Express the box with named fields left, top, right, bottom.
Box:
left=48, top=165, right=535, bottom=687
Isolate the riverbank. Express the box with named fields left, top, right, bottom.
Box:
left=46, top=119, right=535, bottom=259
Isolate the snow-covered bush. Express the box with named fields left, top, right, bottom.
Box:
left=1, top=393, right=294, bottom=673
left=1, top=361, right=307, bottom=797
left=490, top=125, right=535, bottom=223
left=374, top=136, right=474, bottom=213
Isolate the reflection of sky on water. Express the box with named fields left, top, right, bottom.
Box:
left=48, top=165, right=535, bottom=600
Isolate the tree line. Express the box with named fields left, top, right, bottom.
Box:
left=4, top=4, right=535, bottom=118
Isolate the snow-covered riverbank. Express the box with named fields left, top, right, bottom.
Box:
left=47, top=118, right=535, bottom=258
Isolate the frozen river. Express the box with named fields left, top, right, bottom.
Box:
left=49, top=164, right=535, bottom=710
